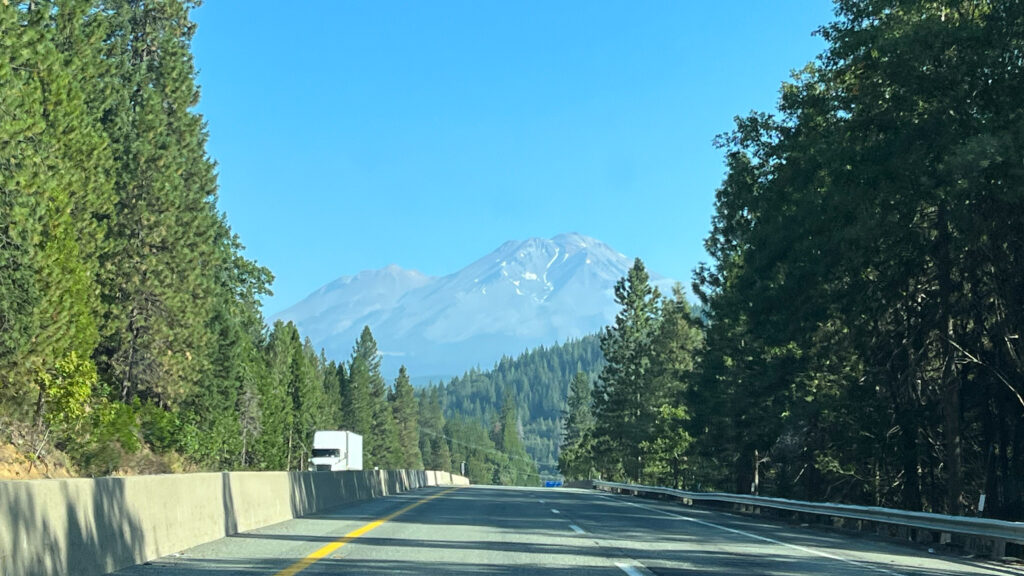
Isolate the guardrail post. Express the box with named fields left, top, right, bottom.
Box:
left=992, top=538, right=1007, bottom=559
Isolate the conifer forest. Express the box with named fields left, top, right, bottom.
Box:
left=2, top=0, right=1024, bottom=521
left=558, top=1, right=1024, bottom=521
left=0, top=1, right=440, bottom=478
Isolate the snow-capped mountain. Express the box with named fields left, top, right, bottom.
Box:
left=272, top=233, right=676, bottom=381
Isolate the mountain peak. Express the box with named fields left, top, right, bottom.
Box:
left=274, top=234, right=675, bottom=379
left=552, top=232, right=597, bottom=247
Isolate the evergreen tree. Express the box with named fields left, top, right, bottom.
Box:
left=95, top=0, right=222, bottom=409
left=492, top=389, right=538, bottom=485
left=252, top=322, right=295, bottom=470
left=592, top=258, right=661, bottom=483
left=342, top=357, right=373, bottom=440
left=391, top=366, right=423, bottom=469
left=320, top=358, right=342, bottom=431
left=419, top=388, right=447, bottom=470
left=645, top=285, right=702, bottom=487
left=558, top=372, right=594, bottom=480
left=348, top=326, right=399, bottom=468
left=432, top=431, right=452, bottom=473
left=690, top=0, right=1024, bottom=516
left=432, top=335, right=603, bottom=480
left=445, top=417, right=498, bottom=484
left=27, top=1, right=114, bottom=396
left=0, top=4, right=47, bottom=408
left=286, top=336, right=326, bottom=469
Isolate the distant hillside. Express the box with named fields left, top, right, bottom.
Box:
left=273, top=234, right=672, bottom=379
left=429, top=334, right=604, bottom=480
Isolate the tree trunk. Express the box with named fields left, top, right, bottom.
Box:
left=121, top=306, right=140, bottom=402
left=287, top=428, right=293, bottom=471
left=896, top=405, right=922, bottom=510
left=936, top=204, right=963, bottom=515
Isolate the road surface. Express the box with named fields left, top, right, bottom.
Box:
left=113, top=485, right=1019, bottom=575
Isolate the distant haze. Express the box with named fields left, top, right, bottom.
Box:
left=272, top=233, right=676, bottom=382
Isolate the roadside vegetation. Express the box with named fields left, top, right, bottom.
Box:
left=561, top=1, right=1024, bottom=521
left=0, top=1, right=425, bottom=479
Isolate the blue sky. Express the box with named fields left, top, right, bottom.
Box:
left=191, top=1, right=835, bottom=315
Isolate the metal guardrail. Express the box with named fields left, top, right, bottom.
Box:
left=593, top=480, right=1024, bottom=550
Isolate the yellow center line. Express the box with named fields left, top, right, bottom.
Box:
left=273, top=487, right=460, bottom=576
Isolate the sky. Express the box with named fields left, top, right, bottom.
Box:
left=190, top=1, right=836, bottom=316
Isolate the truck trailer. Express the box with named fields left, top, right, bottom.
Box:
left=309, top=430, right=363, bottom=471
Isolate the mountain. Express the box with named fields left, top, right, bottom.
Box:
left=272, top=233, right=676, bottom=380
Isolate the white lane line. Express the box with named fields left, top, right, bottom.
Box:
left=550, top=508, right=560, bottom=514
left=569, top=524, right=586, bottom=534
left=614, top=561, right=651, bottom=576
left=607, top=496, right=909, bottom=576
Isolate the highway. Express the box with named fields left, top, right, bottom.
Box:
left=113, top=486, right=1017, bottom=576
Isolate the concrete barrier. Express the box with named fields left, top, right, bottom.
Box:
left=0, top=469, right=467, bottom=576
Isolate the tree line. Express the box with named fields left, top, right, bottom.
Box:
left=561, top=0, right=1024, bottom=520
left=0, top=0, right=589, bottom=485
left=427, top=336, right=604, bottom=481
left=0, top=1, right=427, bottom=478
left=420, top=386, right=540, bottom=486
left=558, top=263, right=701, bottom=488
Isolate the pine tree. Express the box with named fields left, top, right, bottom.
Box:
left=179, top=220, right=271, bottom=470
left=592, top=258, right=661, bottom=483
left=252, top=322, right=295, bottom=470
left=493, top=389, right=537, bottom=485
left=445, top=417, right=498, bottom=484
left=432, top=432, right=452, bottom=473
left=287, top=336, right=326, bottom=469
left=347, top=326, right=399, bottom=467
left=95, top=0, right=222, bottom=409
left=391, top=366, right=423, bottom=469
left=645, top=285, right=701, bottom=487
left=0, top=4, right=47, bottom=408
left=342, top=357, right=374, bottom=439
left=320, top=358, right=342, bottom=431
left=419, top=388, right=447, bottom=470
left=558, top=372, right=594, bottom=480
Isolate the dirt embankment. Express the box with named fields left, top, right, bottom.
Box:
left=0, top=420, right=73, bottom=480
left=0, top=443, right=72, bottom=480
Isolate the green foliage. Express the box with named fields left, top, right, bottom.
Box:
left=139, top=402, right=181, bottom=455
left=38, top=352, right=96, bottom=434
left=342, top=329, right=379, bottom=462
left=444, top=417, right=499, bottom=485
left=491, top=390, right=539, bottom=485
left=558, top=372, right=594, bottom=480
left=431, top=335, right=604, bottom=481
left=419, top=388, right=448, bottom=471
left=94, top=0, right=221, bottom=409
left=591, top=258, right=663, bottom=483
left=391, top=366, right=423, bottom=469
left=0, top=0, right=414, bottom=480
left=688, top=0, right=1024, bottom=518
left=68, top=390, right=143, bottom=477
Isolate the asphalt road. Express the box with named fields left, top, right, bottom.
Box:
left=113, top=485, right=1020, bottom=576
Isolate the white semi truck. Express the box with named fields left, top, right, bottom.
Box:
left=309, top=430, right=363, bottom=471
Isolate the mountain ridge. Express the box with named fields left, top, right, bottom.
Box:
left=272, top=233, right=675, bottom=380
